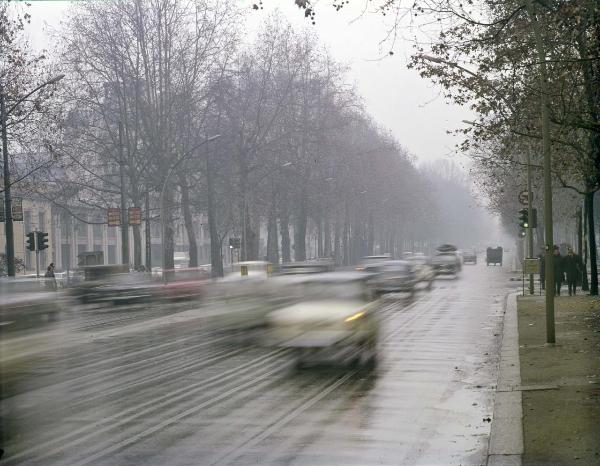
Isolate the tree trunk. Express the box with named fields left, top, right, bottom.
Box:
left=162, top=187, right=175, bottom=271
left=207, top=153, right=223, bottom=278
left=133, top=224, right=142, bottom=270
left=583, top=196, right=589, bottom=291
left=317, top=217, right=323, bottom=258
left=323, top=220, right=331, bottom=257
left=180, top=179, right=198, bottom=267
left=294, top=198, right=307, bottom=261
left=267, top=202, right=279, bottom=264
left=334, top=220, right=341, bottom=264
left=367, top=214, right=375, bottom=256
left=586, top=191, right=597, bottom=294
left=280, top=201, right=291, bottom=263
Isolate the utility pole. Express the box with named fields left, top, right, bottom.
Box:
left=1, top=85, right=15, bottom=277
left=526, top=0, right=555, bottom=343
left=145, top=189, right=151, bottom=271
left=118, top=122, right=129, bottom=267
left=527, top=152, right=534, bottom=294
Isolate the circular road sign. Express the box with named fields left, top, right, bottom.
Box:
left=518, top=190, right=529, bottom=206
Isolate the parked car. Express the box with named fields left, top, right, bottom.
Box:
left=266, top=272, right=378, bottom=369
left=431, top=244, right=462, bottom=276
left=462, top=249, right=477, bottom=264
left=367, top=260, right=418, bottom=296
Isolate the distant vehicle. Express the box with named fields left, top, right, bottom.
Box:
left=462, top=249, right=477, bottom=264
left=367, top=260, right=418, bottom=296
left=174, top=252, right=189, bottom=269
left=224, top=261, right=272, bottom=280
left=486, top=247, right=503, bottom=266
left=278, top=259, right=335, bottom=275
left=401, top=251, right=413, bottom=259
left=356, top=254, right=391, bottom=271
left=406, top=255, right=435, bottom=289
left=266, top=272, right=378, bottom=369
left=431, top=244, right=462, bottom=275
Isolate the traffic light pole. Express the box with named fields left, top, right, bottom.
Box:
left=527, top=152, right=534, bottom=294
left=1, top=86, right=15, bottom=277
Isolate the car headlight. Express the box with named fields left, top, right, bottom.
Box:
left=345, top=311, right=365, bottom=322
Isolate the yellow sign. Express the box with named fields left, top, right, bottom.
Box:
left=266, top=264, right=273, bottom=275
left=240, top=265, right=248, bottom=276
left=523, top=258, right=540, bottom=274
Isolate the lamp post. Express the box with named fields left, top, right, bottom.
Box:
left=159, top=134, right=220, bottom=278
left=1, top=74, right=65, bottom=277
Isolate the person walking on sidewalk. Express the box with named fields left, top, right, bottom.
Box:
left=553, top=246, right=564, bottom=295
left=564, top=247, right=583, bottom=296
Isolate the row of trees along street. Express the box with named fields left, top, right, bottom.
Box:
left=286, top=0, right=600, bottom=295
left=2, top=1, right=489, bottom=277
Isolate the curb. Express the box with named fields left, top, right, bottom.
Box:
left=487, top=292, right=523, bottom=466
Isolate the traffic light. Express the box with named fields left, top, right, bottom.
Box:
left=518, top=209, right=529, bottom=228
left=36, top=231, right=49, bottom=250
left=530, top=208, right=538, bottom=228
left=26, top=232, right=36, bottom=251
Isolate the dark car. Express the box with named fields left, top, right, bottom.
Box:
left=367, top=260, right=418, bottom=296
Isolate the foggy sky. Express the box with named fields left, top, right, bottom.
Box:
left=25, top=0, right=473, bottom=165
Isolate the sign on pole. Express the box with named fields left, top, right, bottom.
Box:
left=518, top=190, right=529, bottom=206
left=107, top=208, right=121, bottom=226
left=12, top=197, right=23, bottom=221
left=0, top=197, right=23, bottom=222
left=128, top=207, right=142, bottom=226
left=523, top=258, right=540, bottom=274
left=229, top=237, right=241, bottom=249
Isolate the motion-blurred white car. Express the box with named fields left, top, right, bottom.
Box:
left=266, top=272, right=379, bottom=369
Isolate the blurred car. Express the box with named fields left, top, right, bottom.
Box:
left=202, top=273, right=287, bottom=332
left=0, top=278, right=63, bottom=330
left=266, top=272, right=378, bottom=368
left=224, top=261, right=272, bottom=280
left=88, top=273, right=162, bottom=306
left=356, top=254, right=391, bottom=271
left=462, top=249, right=477, bottom=264
left=69, top=264, right=129, bottom=304
left=406, top=254, right=435, bottom=289
left=277, top=259, right=335, bottom=275
left=367, top=260, right=418, bottom=296
left=431, top=244, right=462, bottom=275
left=161, top=267, right=210, bottom=301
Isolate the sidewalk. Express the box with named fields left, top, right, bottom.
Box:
left=517, top=294, right=600, bottom=465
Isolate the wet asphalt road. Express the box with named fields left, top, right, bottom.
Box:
left=0, top=262, right=516, bottom=466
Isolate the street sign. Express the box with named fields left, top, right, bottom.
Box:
left=12, top=197, right=23, bottom=221
left=107, top=208, right=121, bottom=226
left=128, top=207, right=142, bottom=225
left=229, top=237, right=241, bottom=249
left=518, top=190, right=529, bottom=205
left=0, top=197, right=23, bottom=222
left=523, top=258, right=540, bottom=274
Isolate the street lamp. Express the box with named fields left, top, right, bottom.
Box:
left=2, top=74, right=65, bottom=277
left=159, top=134, right=221, bottom=278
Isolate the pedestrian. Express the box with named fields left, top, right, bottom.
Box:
left=563, top=248, right=582, bottom=296
left=44, top=262, right=57, bottom=291
left=553, top=246, right=563, bottom=296
left=538, top=248, right=545, bottom=290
